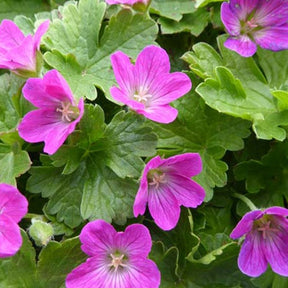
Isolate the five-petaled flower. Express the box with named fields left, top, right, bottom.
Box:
left=66, top=220, right=161, bottom=288
left=18, top=69, right=84, bottom=155
left=0, top=19, right=49, bottom=77
left=0, top=183, right=28, bottom=258
left=230, top=206, right=288, bottom=277
left=221, top=0, right=288, bottom=57
left=133, top=153, right=205, bottom=230
left=110, top=45, right=192, bottom=123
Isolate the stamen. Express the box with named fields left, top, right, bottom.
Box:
left=134, top=93, right=152, bottom=103
left=149, top=172, right=166, bottom=189
left=108, top=253, right=127, bottom=272
left=56, top=102, right=78, bottom=122
left=257, top=220, right=279, bottom=239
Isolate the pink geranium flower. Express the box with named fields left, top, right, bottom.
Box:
left=133, top=153, right=205, bottom=230
left=18, top=69, right=84, bottom=155
left=230, top=206, right=288, bottom=277
left=66, top=220, right=161, bottom=288
left=106, top=0, right=149, bottom=5
left=0, top=19, right=49, bottom=77
left=110, top=45, right=192, bottom=123
left=0, top=183, right=28, bottom=258
left=221, top=0, right=288, bottom=57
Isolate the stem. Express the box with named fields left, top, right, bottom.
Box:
left=232, top=193, right=258, bottom=211
left=24, top=213, right=44, bottom=220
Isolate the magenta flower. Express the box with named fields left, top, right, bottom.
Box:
left=18, top=69, right=84, bottom=155
left=133, top=153, right=205, bottom=230
left=0, top=183, right=28, bottom=258
left=0, top=19, right=49, bottom=77
left=66, top=220, right=160, bottom=288
left=110, top=45, right=192, bottom=123
left=106, top=0, right=149, bottom=5
left=230, top=206, right=288, bottom=277
left=221, top=0, right=288, bottom=57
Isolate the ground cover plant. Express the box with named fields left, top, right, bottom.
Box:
left=0, top=0, right=288, bottom=287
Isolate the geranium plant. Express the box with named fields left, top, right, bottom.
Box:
left=1, top=0, right=288, bottom=287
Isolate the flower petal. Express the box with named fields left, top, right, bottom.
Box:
left=264, top=206, right=288, bottom=217
left=140, top=104, right=178, bottom=123
left=148, top=72, right=191, bottom=106
left=0, top=215, right=23, bottom=258
left=80, top=220, right=117, bottom=257
left=238, top=231, right=268, bottom=277
left=148, top=185, right=180, bottom=230
left=134, top=45, right=170, bottom=91
left=133, top=156, right=162, bottom=217
left=33, top=20, right=50, bottom=50
left=254, top=26, right=288, bottom=51
left=224, top=35, right=257, bottom=57
left=0, top=183, right=28, bottom=223
left=230, top=210, right=263, bottom=239
left=160, top=153, right=203, bottom=178
left=227, top=0, right=258, bottom=20
left=127, top=258, right=161, bottom=288
left=116, top=224, right=152, bottom=258
left=166, top=174, right=205, bottom=208
left=0, top=20, right=25, bottom=50
left=111, top=51, right=135, bottom=95
left=221, top=2, right=241, bottom=36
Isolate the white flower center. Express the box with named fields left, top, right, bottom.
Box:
left=56, top=101, right=79, bottom=123
left=134, top=92, right=152, bottom=104
left=108, top=253, right=127, bottom=272
left=148, top=170, right=167, bottom=189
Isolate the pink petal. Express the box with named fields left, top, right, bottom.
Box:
left=148, top=185, right=180, bottom=230
left=166, top=174, right=205, bottom=208
left=148, top=72, right=192, bottom=106
left=224, top=35, right=257, bottom=57
left=126, top=258, right=161, bottom=288
left=22, top=70, right=74, bottom=107
left=4, top=35, right=35, bottom=71
left=134, top=46, right=171, bottom=91
left=110, top=87, right=145, bottom=111
left=230, top=210, right=263, bottom=239
left=254, top=26, right=288, bottom=51
left=254, top=0, right=288, bottom=26
left=0, top=183, right=28, bottom=223
left=238, top=231, right=268, bottom=277
left=0, top=20, right=25, bottom=50
left=159, top=153, right=203, bottom=178
left=33, top=20, right=50, bottom=50
left=227, top=0, right=258, bottom=20
left=80, top=220, right=117, bottom=257
left=140, top=104, right=178, bottom=123
left=0, top=215, right=23, bottom=258
left=110, top=51, right=135, bottom=95
left=264, top=206, right=288, bottom=217
left=116, top=224, right=152, bottom=258
left=221, top=2, right=241, bottom=36
left=133, top=156, right=162, bottom=217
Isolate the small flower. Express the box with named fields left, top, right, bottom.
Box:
left=230, top=206, right=288, bottom=277
left=0, top=19, right=49, bottom=77
left=106, top=0, right=149, bottom=6
left=110, top=45, right=192, bottom=123
left=18, top=69, right=84, bottom=155
left=0, top=183, right=28, bottom=258
left=66, top=220, right=161, bottom=288
left=221, top=0, right=288, bottom=57
left=133, top=153, right=205, bottom=230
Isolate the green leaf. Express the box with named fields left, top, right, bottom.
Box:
left=252, top=267, right=288, bottom=288
left=234, top=141, right=288, bottom=211
left=150, top=0, right=195, bottom=21
left=43, top=0, right=158, bottom=100
left=185, top=35, right=288, bottom=141
left=158, top=8, right=209, bottom=36
left=195, top=0, right=224, bottom=8
left=0, top=143, right=31, bottom=185
left=0, top=0, right=50, bottom=21
left=148, top=92, right=250, bottom=200
left=36, top=237, right=87, bottom=288
left=0, top=230, right=37, bottom=287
